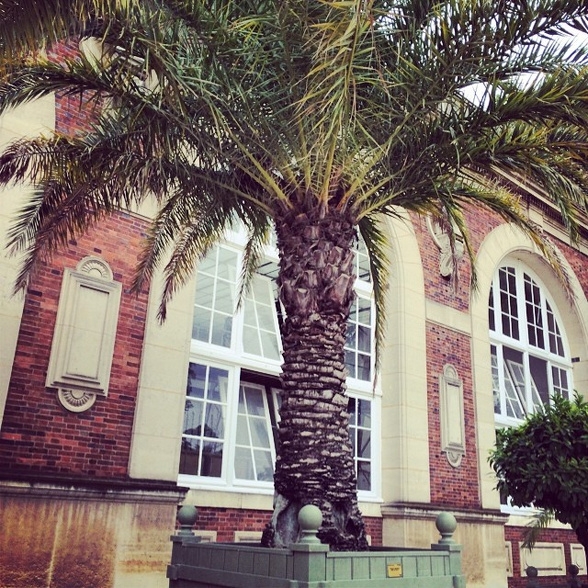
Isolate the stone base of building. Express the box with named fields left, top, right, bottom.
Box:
left=381, top=502, right=509, bottom=588
left=0, top=474, right=186, bottom=588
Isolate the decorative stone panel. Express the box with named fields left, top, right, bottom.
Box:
left=45, top=256, right=121, bottom=411
left=439, top=364, right=466, bottom=467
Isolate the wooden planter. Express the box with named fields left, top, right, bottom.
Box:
left=167, top=506, right=466, bottom=588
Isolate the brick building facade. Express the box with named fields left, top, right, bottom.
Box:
left=1, top=78, right=587, bottom=588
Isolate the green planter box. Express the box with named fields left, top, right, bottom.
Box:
left=167, top=507, right=466, bottom=588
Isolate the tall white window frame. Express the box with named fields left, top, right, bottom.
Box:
left=489, top=261, right=573, bottom=427
left=179, top=232, right=380, bottom=499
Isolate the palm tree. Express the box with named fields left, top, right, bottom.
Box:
left=1, top=0, right=588, bottom=551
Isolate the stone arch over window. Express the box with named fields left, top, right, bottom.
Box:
left=471, top=224, right=588, bottom=509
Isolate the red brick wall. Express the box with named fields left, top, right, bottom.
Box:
left=47, top=41, right=103, bottom=136
left=192, top=508, right=383, bottom=546
left=0, top=212, right=149, bottom=478
left=426, top=324, right=480, bottom=509
left=505, top=525, right=585, bottom=588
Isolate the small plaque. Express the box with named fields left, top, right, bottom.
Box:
left=387, top=563, right=403, bottom=578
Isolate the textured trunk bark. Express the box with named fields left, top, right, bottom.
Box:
left=261, top=206, right=369, bottom=551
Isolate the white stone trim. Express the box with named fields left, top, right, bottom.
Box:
left=45, top=256, right=121, bottom=404
left=519, top=542, right=566, bottom=576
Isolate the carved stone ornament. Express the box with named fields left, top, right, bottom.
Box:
left=57, top=388, right=97, bottom=413
left=439, top=364, right=466, bottom=468
left=77, top=256, right=114, bottom=280
left=427, top=216, right=465, bottom=278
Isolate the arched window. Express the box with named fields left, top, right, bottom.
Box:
left=489, top=262, right=573, bottom=425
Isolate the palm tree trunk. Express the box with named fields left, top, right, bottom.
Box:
left=261, top=206, right=369, bottom=551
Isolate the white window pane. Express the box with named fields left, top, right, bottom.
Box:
left=260, top=334, right=281, bottom=361
left=357, top=399, right=371, bottom=428
left=358, top=353, right=371, bottom=381
left=198, top=254, right=216, bottom=275
left=208, top=368, right=228, bottom=402
left=192, top=307, right=211, bottom=342
left=250, top=417, right=271, bottom=447
left=244, top=387, right=265, bottom=416
left=182, top=364, right=228, bottom=479
left=254, top=450, right=274, bottom=481
left=242, top=325, right=262, bottom=355
left=211, top=314, right=232, bottom=347
left=348, top=397, right=372, bottom=492
left=243, top=299, right=256, bottom=326
left=204, top=404, right=225, bottom=439
left=187, top=363, right=207, bottom=398
left=346, top=325, right=356, bottom=348
left=201, top=441, right=223, bottom=477
left=357, top=429, right=371, bottom=459
left=357, top=461, right=371, bottom=491
left=358, top=325, right=371, bottom=353
left=195, top=274, right=215, bottom=308
left=234, top=447, right=255, bottom=480
left=217, top=248, right=238, bottom=280
left=236, top=415, right=249, bottom=445
left=257, top=304, right=275, bottom=331
left=179, top=438, right=201, bottom=475
left=214, top=281, right=234, bottom=314
left=183, top=399, right=204, bottom=434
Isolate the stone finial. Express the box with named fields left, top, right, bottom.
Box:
left=177, top=505, right=198, bottom=536
left=297, top=504, right=322, bottom=544
left=435, top=512, right=457, bottom=545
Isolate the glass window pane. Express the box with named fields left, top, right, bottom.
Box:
left=214, top=281, right=234, bottom=314
left=197, top=253, right=217, bottom=275
left=358, top=353, right=371, bottom=381
left=358, top=303, right=371, bottom=326
left=234, top=447, right=255, bottom=480
left=236, top=414, right=249, bottom=445
left=346, top=325, right=356, bottom=348
left=260, top=332, right=281, bottom=361
left=529, top=356, right=549, bottom=407
left=204, top=403, right=225, bottom=439
left=187, top=363, right=207, bottom=398
left=179, top=438, right=201, bottom=475
left=243, top=299, right=256, bottom=326
left=195, top=274, right=215, bottom=308
left=254, top=450, right=274, bottom=481
left=257, top=304, right=275, bottom=331
left=245, top=387, right=265, bottom=416
left=347, top=398, right=357, bottom=426
left=217, top=248, right=238, bottom=280
left=357, top=325, right=371, bottom=353
left=345, top=350, right=356, bottom=379
left=183, top=399, right=203, bottom=435
left=242, top=325, right=262, bottom=355
left=250, top=418, right=271, bottom=447
left=201, top=441, right=223, bottom=477
left=357, top=429, right=371, bottom=459
left=211, top=314, right=232, bottom=347
left=357, top=399, right=371, bottom=428
left=208, top=368, right=228, bottom=402
left=357, top=461, right=371, bottom=491
left=192, top=307, right=211, bottom=342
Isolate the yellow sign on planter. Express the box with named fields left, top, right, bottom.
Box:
left=387, top=563, right=403, bottom=578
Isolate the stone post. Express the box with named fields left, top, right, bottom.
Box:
left=289, top=504, right=329, bottom=584
left=431, top=512, right=466, bottom=588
